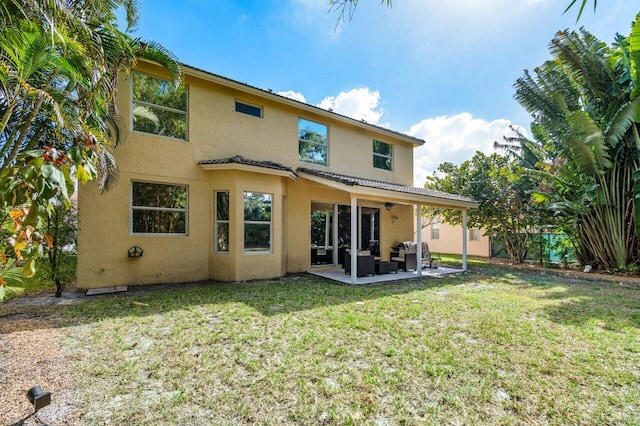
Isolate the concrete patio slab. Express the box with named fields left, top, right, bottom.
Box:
left=308, top=265, right=463, bottom=284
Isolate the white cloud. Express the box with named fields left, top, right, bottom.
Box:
left=318, top=87, right=384, bottom=124
left=408, top=113, right=523, bottom=186
left=277, top=90, right=307, bottom=103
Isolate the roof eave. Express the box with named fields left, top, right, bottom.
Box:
left=167, top=61, right=425, bottom=147
left=298, top=170, right=478, bottom=210
left=198, top=162, right=297, bottom=180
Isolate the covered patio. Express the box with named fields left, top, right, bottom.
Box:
left=298, top=168, right=478, bottom=284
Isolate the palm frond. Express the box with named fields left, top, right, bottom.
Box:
left=132, top=104, right=159, bottom=128
left=563, top=0, right=596, bottom=23
left=97, top=148, right=119, bottom=193
left=133, top=39, right=182, bottom=87
left=629, top=13, right=640, bottom=97
left=605, top=96, right=640, bottom=147
left=566, top=109, right=611, bottom=171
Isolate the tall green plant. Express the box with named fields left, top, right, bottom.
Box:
left=0, top=0, right=181, bottom=299
left=512, top=18, right=640, bottom=269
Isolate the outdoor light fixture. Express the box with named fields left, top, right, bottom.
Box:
left=384, top=202, right=394, bottom=211
left=26, top=386, right=51, bottom=413
left=128, top=246, right=144, bottom=257
left=9, top=386, right=52, bottom=426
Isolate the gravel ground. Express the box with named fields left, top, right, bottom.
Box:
left=0, top=293, right=81, bottom=426
left=0, top=284, right=199, bottom=425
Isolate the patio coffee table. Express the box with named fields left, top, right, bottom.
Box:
left=375, top=261, right=398, bottom=275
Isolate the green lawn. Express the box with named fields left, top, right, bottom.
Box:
left=7, top=259, right=640, bottom=424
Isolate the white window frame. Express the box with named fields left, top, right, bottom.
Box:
left=215, top=191, right=230, bottom=253
left=431, top=222, right=440, bottom=240
left=470, top=229, right=481, bottom=241
left=373, top=140, right=393, bottom=171
left=243, top=192, right=273, bottom=253
left=131, top=181, right=188, bottom=236
left=131, top=71, right=189, bottom=141
left=298, top=118, right=328, bottom=166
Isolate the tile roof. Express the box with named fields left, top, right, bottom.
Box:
left=297, top=168, right=477, bottom=204
left=197, top=158, right=476, bottom=206
left=198, top=155, right=295, bottom=173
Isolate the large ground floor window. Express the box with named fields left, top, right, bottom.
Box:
left=131, top=181, right=188, bottom=235
left=244, top=192, right=272, bottom=252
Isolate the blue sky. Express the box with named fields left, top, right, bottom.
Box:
left=126, top=0, right=639, bottom=184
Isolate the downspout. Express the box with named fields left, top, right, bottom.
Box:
left=333, top=203, right=339, bottom=265
left=416, top=204, right=423, bottom=277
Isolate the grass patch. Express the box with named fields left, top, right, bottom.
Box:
left=9, top=260, right=640, bottom=424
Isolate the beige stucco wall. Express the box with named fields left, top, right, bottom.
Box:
left=77, top=62, right=421, bottom=288
left=77, top=174, right=211, bottom=288
left=421, top=221, right=490, bottom=257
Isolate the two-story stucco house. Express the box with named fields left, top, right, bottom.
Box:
left=77, top=61, right=477, bottom=290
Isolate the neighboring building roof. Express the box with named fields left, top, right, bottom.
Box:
left=298, top=168, right=478, bottom=208
left=177, top=62, right=425, bottom=147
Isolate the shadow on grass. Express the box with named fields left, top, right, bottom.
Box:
left=0, top=272, right=469, bottom=333
left=3, top=259, right=640, bottom=333
left=542, top=286, right=640, bottom=330
left=491, top=266, right=640, bottom=331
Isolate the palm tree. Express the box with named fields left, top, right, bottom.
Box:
left=1, top=0, right=181, bottom=189
left=0, top=0, right=181, bottom=296
left=512, top=19, right=640, bottom=269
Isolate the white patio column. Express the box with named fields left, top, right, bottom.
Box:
left=350, top=196, right=358, bottom=284
left=370, top=213, right=375, bottom=242
left=462, top=209, right=468, bottom=272
left=416, top=204, right=423, bottom=277
left=324, top=210, right=330, bottom=252
left=332, top=203, right=339, bottom=265
left=357, top=206, right=362, bottom=250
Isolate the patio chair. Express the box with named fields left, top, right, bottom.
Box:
left=390, top=249, right=417, bottom=272
left=421, top=242, right=441, bottom=269
left=344, top=251, right=375, bottom=277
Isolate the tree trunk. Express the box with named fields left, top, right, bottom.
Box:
left=55, top=278, right=62, bottom=297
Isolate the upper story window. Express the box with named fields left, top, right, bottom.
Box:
left=235, top=100, right=262, bottom=118
left=373, top=140, right=393, bottom=171
left=131, top=181, right=188, bottom=235
left=299, top=118, right=328, bottom=165
left=244, top=192, right=272, bottom=253
left=431, top=222, right=440, bottom=240
left=132, top=72, right=188, bottom=140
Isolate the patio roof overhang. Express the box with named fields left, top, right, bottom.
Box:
left=198, top=155, right=297, bottom=180
left=297, top=168, right=478, bottom=210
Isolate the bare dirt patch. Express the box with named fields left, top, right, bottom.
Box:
left=1, top=314, right=78, bottom=425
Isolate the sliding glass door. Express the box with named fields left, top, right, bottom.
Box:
left=311, top=202, right=380, bottom=266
